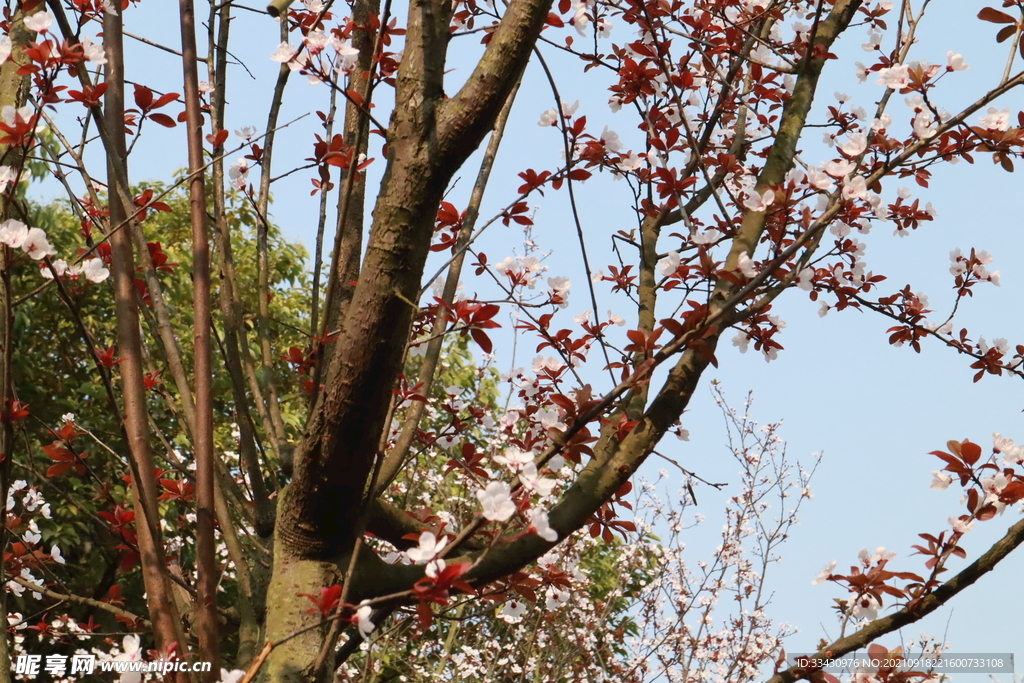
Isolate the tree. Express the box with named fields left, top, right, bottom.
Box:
left=1, top=0, right=1024, bottom=681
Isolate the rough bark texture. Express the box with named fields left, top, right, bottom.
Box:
left=104, top=9, right=190, bottom=674
left=261, top=0, right=553, bottom=677
left=0, top=12, right=30, bottom=676
left=258, top=0, right=864, bottom=679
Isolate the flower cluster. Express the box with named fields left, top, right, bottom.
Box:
left=0, top=219, right=108, bottom=282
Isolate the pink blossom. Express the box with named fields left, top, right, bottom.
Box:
left=270, top=41, right=297, bottom=63
left=839, top=132, right=867, bottom=157
left=842, top=175, right=868, bottom=201
left=333, top=39, right=360, bottom=74
left=806, top=166, right=835, bottom=190
left=876, top=64, right=910, bottom=90
left=823, top=159, right=855, bottom=177
left=949, top=516, right=976, bottom=534
left=979, top=107, right=1010, bottom=131
left=994, top=433, right=1024, bottom=465
left=494, top=446, right=533, bottom=471
left=742, top=188, right=775, bottom=212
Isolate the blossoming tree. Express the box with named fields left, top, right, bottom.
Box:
left=2, top=0, right=1024, bottom=680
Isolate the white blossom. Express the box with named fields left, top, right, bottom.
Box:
left=406, top=531, right=445, bottom=563
left=498, top=599, right=527, bottom=623
left=851, top=594, right=880, bottom=621
left=743, top=188, right=775, bottom=212
left=876, top=64, right=910, bottom=90
left=946, top=51, right=969, bottom=71
left=812, top=560, right=836, bottom=585
left=979, top=107, right=1010, bottom=131
left=839, top=132, right=867, bottom=157
left=520, top=463, right=557, bottom=497
left=80, top=36, right=107, bottom=65
left=24, top=11, right=53, bottom=33
left=22, top=228, right=56, bottom=260
left=0, top=219, right=28, bottom=249
left=600, top=126, right=622, bottom=152
left=355, top=602, right=375, bottom=639
left=81, top=257, right=110, bottom=283
left=657, top=250, right=680, bottom=277
left=737, top=251, right=758, bottom=278
left=477, top=481, right=516, bottom=521
left=529, top=508, right=558, bottom=542
left=691, top=229, right=723, bottom=245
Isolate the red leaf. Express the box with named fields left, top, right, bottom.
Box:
left=978, top=7, right=1016, bottom=23
left=133, top=84, right=153, bottom=111
left=46, top=463, right=72, bottom=477
left=299, top=584, right=342, bottom=617
left=148, top=113, right=177, bottom=128
left=470, top=329, right=493, bottom=354
left=960, top=440, right=982, bottom=465
left=151, top=92, right=179, bottom=109
left=207, top=129, right=229, bottom=148
left=416, top=601, right=433, bottom=631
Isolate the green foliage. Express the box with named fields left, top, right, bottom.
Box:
left=6, top=179, right=309, bottom=631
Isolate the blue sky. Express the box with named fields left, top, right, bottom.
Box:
left=36, top=0, right=1024, bottom=677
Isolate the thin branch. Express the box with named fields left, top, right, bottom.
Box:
left=179, top=0, right=220, bottom=675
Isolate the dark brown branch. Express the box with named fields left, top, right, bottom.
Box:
left=253, top=18, right=293, bottom=459
left=103, top=7, right=190, bottom=670
left=437, top=0, right=553, bottom=165
left=179, top=0, right=220, bottom=676
left=205, top=1, right=264, bottom=665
